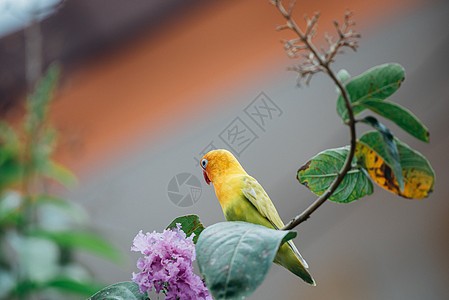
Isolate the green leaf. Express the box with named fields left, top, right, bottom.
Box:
left=337, top=69, right=351, bottom=84
left=0, top=191, right=22, bottom=226
left=297, top=147, right=374, bottom=203
left=336, top=69, right=351, bottom=93
left=45, top=277, right=103, bottom=296
left=88, top=281, right=149, bottom=300
left=196, top=221, right=296, bottom=300
left=10, top=280, right=39, bottom=298
left=26, top=64, right=60, bottom=130
left=41, top=160, right=78, bottom=188
left=29, top=230, right=122, bottom=263
left=11, top=278, right=104, bottom=298
left=0, top=156, right=22, bottom=191
left=166, top=214, right=205, bottom=244
left=355, top=99, right=429, bottom=142
left=0, top=122, right=22, bottom=191
left=337, top=63, right=405, bottom=120
left=356, top=131, right=434, bottom=198
left=360, top=116, right=404, bottom=191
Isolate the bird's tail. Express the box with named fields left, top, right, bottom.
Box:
left=274, top=241, right=316, bottom=285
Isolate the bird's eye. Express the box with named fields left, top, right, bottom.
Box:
left=201, top=158, right=208, bottom=169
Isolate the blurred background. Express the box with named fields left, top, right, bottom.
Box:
left=1, top=0, right=448, bottom=299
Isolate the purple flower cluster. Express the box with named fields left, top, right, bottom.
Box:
left=131, top=224, right=212, bottom=300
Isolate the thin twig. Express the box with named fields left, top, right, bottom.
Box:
left=272, top=0, right=357, bottom=230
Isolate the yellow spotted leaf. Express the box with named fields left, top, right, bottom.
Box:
left=356, top=132, right=434, bottom=199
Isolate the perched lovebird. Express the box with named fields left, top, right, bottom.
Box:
left=200, top=149, right=315, bottom=285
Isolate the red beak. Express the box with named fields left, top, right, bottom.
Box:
left=203, top=170, right=211, bottom=185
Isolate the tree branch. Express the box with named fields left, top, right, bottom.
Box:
left=272, top=0, right=358, bottom=230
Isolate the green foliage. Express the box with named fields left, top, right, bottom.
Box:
left=355, top=100, right=429, bottom=142
left=43, top=278, right=104, bottom=296
left=296, top=62, right=434, bottom=203
left=166, top=214, right=205, bottom=244
left=196, top=221, right=296, bottom=300
left=11, top=277, right=103, bottom=297
left=88, top=281, right=150, bottom=300
left=0, top=123, right=22, bottom=191
left=336, top=69, right=351, bottom=93
left=25, top=64, right=60, bottom=132
left=337, top=63, right=405, bottom=120
left=41, top=161, right=78, bottom=188
left=0, top=65, right=122, bottom=300
left=11, top=277, right=103, bottom=298
left=336, top=69, right=351, bottom=83
left=297, top=147, right=374, bottom=203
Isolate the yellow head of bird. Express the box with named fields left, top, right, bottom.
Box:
left=200, top=149, right=246, bottom=185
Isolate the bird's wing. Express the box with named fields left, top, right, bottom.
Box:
left=241, top=175, right=309, bottom=268
left=241, top=175, right=285, bottom=229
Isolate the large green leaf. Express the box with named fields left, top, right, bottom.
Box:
left=166, top=214, right=205, bottom=244
left=196, top=221, right=296, bottom=300
left=297, top=147, right=373, bottom=203
left=355, top=99, right=429, bottom=142
left=356, top=131, right=434, bottom=198
left=360, top=116, right=404, bottom=191
left=337, top=63, right=405, bottom=120
left=29, top=229, right=122, bottom=262
left=88, top=281, right=149, bottom=300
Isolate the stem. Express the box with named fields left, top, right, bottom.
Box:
left=274, top=0, right=357, bottom=230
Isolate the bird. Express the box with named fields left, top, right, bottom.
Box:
left=200, top=149, right=315, bottom=285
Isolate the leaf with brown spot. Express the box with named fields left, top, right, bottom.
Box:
left=356, top=131, right=434, bottom=199
left=360, top=116, right=404, bottom=191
